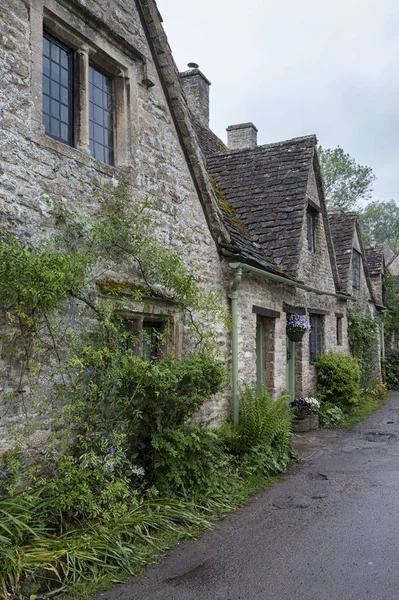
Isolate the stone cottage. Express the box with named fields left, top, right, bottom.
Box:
left=180, top=67, right=352, bottom=417
left=0, top=0, right=353, bottom=449
left=329, top=211, right=383, bottom=374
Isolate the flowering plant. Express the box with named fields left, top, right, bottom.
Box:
left=289, top=397, right=320, bottom=416
left=289, top=398, right=312, bottom=416
left=286, top=313, right=311, bottom=334
left=305, top=397, right=320, bottom=413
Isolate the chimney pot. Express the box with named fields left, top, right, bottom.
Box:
left=226, top=122, right=258, bottom=150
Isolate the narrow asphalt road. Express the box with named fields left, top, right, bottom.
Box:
left=97, top=393, right=399, bottom=600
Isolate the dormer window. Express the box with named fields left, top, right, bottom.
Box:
left=352, top=249, right=361, bottom=289
left=307, top=208, right=317, bottom=252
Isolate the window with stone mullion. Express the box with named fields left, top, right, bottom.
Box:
left=309, top=314, right=323, bottom=363
left=89, top=65, right=114, bottom=165
left=42, top=33, right=73, bottom=145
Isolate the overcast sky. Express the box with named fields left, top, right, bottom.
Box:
left=158, top=0, right=399, bottom=204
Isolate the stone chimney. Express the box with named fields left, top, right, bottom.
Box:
left=226, top=123, right=258, bottom=150
left=180, top=65, right=211, bottom=129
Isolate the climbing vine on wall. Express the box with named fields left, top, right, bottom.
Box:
left=0, top=186, right=225, bottom=443
left=347, top=306, right=379, bottom=387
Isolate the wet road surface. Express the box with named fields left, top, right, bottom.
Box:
left=97, top=393, right=399, bottom=600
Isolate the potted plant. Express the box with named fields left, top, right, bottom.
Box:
left=286, top=313, right=311, bottom=342
left=290, top=397, right=320, bottom=432
left=304, top=397, right=320, bottom=429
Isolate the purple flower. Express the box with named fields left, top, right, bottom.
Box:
left=2, top=470, right=9, bottom=478
left=86, top=367, right=94, bottom=376
left=109, top=464, right=114, bottom=471
left=100, top=434, right=106, bottom=442
left=110, top=446, right=115, bottom=454
left=139, top=467, right=145, bottom=476
left=287, top=313, right=311, bottom=333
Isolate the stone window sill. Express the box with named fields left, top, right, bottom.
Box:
left=32, top=127, right=131, bottom=178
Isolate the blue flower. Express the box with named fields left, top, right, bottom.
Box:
left=100, top=434, right=106, bottom=441
left=109, top=446, right=115, bottom=454
left=2, top=470, right=9, bottom=478
left=139, top=467, right=145, bottom=475
left=86, top=367, right=94, bottom=376
left=109, top=464, right=114, bottom=471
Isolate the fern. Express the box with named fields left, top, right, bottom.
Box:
left=238, top=385, right=291, bottom=452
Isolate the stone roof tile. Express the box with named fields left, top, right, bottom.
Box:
left=205, top=135, right=317, bottom=277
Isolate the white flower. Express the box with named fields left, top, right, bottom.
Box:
left=305, top=397, right=320, bottom=408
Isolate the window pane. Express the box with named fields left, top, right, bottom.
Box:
left=50, top=80, right=60, bottom=101
left=43, top=37, right=50, bottom=58
left=43, top=94, right=50, bottom=114
left=50, top=43, right=60, bottom=62
left=60, top=123, right=69, bottom=141
left=60, top=86, right=68, bottom=105
left=50, top=117, right=60, bottom=137
left=60, top=67, right=68, bottom=87
left=43, top=57, right=50, bottom=77
left=50, top=61, right=60, bottom=81
left=43, top=75, right=50, bottom=95
left=94, top=143, right=105, bottom=163
left=60, top=49, right=68, bottom=68
left=60, top=104, right=68, bottom=123
left=42, top=33, right=73, bottom=145
left=89, top=65, right=114, bottom=165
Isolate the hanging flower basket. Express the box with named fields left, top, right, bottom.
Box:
left=287, top=330, right=304, bottom=342
left=286, top=313, right=311, bottom=342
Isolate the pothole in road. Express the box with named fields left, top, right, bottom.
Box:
left=364, top=432, right=396, bottom=442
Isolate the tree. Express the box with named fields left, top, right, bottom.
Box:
left=318, top=145, right=376, bottom=211
left=360, top=200, right=399, bottom=250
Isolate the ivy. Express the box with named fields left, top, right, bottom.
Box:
left=347, top=306, right=379, bottom=387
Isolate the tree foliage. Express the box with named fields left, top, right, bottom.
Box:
left=359, top=200, right=399, bottom=250
left=318, top=145, right=376, bottom=211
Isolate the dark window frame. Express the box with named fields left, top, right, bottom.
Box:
left=89, top=64, right=115, bottom=165
left=309, top=313, right=324, bottom=363
left=42, top=31, right=74, bottom=146
left=307, top=208, right=317, bottom=252
left=352, top=249, right=361, bottom=289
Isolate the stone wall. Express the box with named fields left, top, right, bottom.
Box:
left=225, top=267, right=348, bottom=402
left=0, top=0, right=229, bottom=448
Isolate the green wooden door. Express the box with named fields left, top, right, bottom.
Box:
left=286, top=336, right=296, bottom=401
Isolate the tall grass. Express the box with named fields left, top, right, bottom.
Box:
left=0, top=494, right=212, bottom=599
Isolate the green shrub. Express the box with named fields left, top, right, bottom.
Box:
left=152, top=425, right=230, bottom=499
left=383, top=349, right=399, bottom=389
left=314, top=353, right=360, bottom=408
left=318, top=403, right=345, bottom=428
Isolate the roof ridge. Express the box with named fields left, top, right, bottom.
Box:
left=206, top=134, right=317, bottom=157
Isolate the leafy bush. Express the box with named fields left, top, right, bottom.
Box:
left=152, top=425, right=230, bottom=499
left=318, top=403, right=344, bottom=428
left=314, top=352, right=360, bottom=408
left=383, top=349, right=399, bottom=389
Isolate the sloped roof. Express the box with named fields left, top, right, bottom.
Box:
left=328, top=212, right=358, bottom=289
left=206, top=135, right=317, bottom=277
left=365, top=245, right=384, bottom=276
left=329, top=211, right=375, bottom=301
left=193, top=120, right=228, bottom=157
